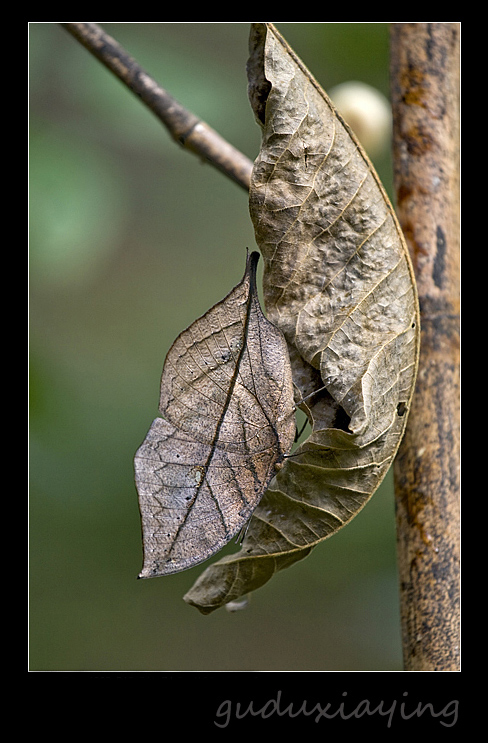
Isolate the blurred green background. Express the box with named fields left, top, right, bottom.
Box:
left=29, top=22, right=402, bottom=671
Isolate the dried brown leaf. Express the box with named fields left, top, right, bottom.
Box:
left=184, top=23, right=419, bottom=614
left=135, top=250, right=296, bottom=577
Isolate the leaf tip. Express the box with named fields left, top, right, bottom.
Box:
left=182, top=592, right=218, bottom=616
left=245, top=248, right=261, bottom=295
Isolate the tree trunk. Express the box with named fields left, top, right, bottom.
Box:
left=390, top=22, right=460, bottom=671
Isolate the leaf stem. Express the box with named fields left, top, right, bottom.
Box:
left=60, top=23, right=253, bottom=191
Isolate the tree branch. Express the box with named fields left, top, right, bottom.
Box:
left=60, top=22, right=253, bottom=191
left=390, top=23, right=460, bottom=671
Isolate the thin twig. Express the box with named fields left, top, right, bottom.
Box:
left=390, top=23, right=460, bottom=671
left=60, top=23, right=253, bottom=191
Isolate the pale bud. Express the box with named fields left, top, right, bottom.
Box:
left=329, top=81, right=392, bottom=159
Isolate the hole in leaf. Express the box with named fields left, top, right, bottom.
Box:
left=332, top=404, right=351, bottom=432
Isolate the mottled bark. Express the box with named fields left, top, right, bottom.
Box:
left=390, top=22, right=460, bottom=671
